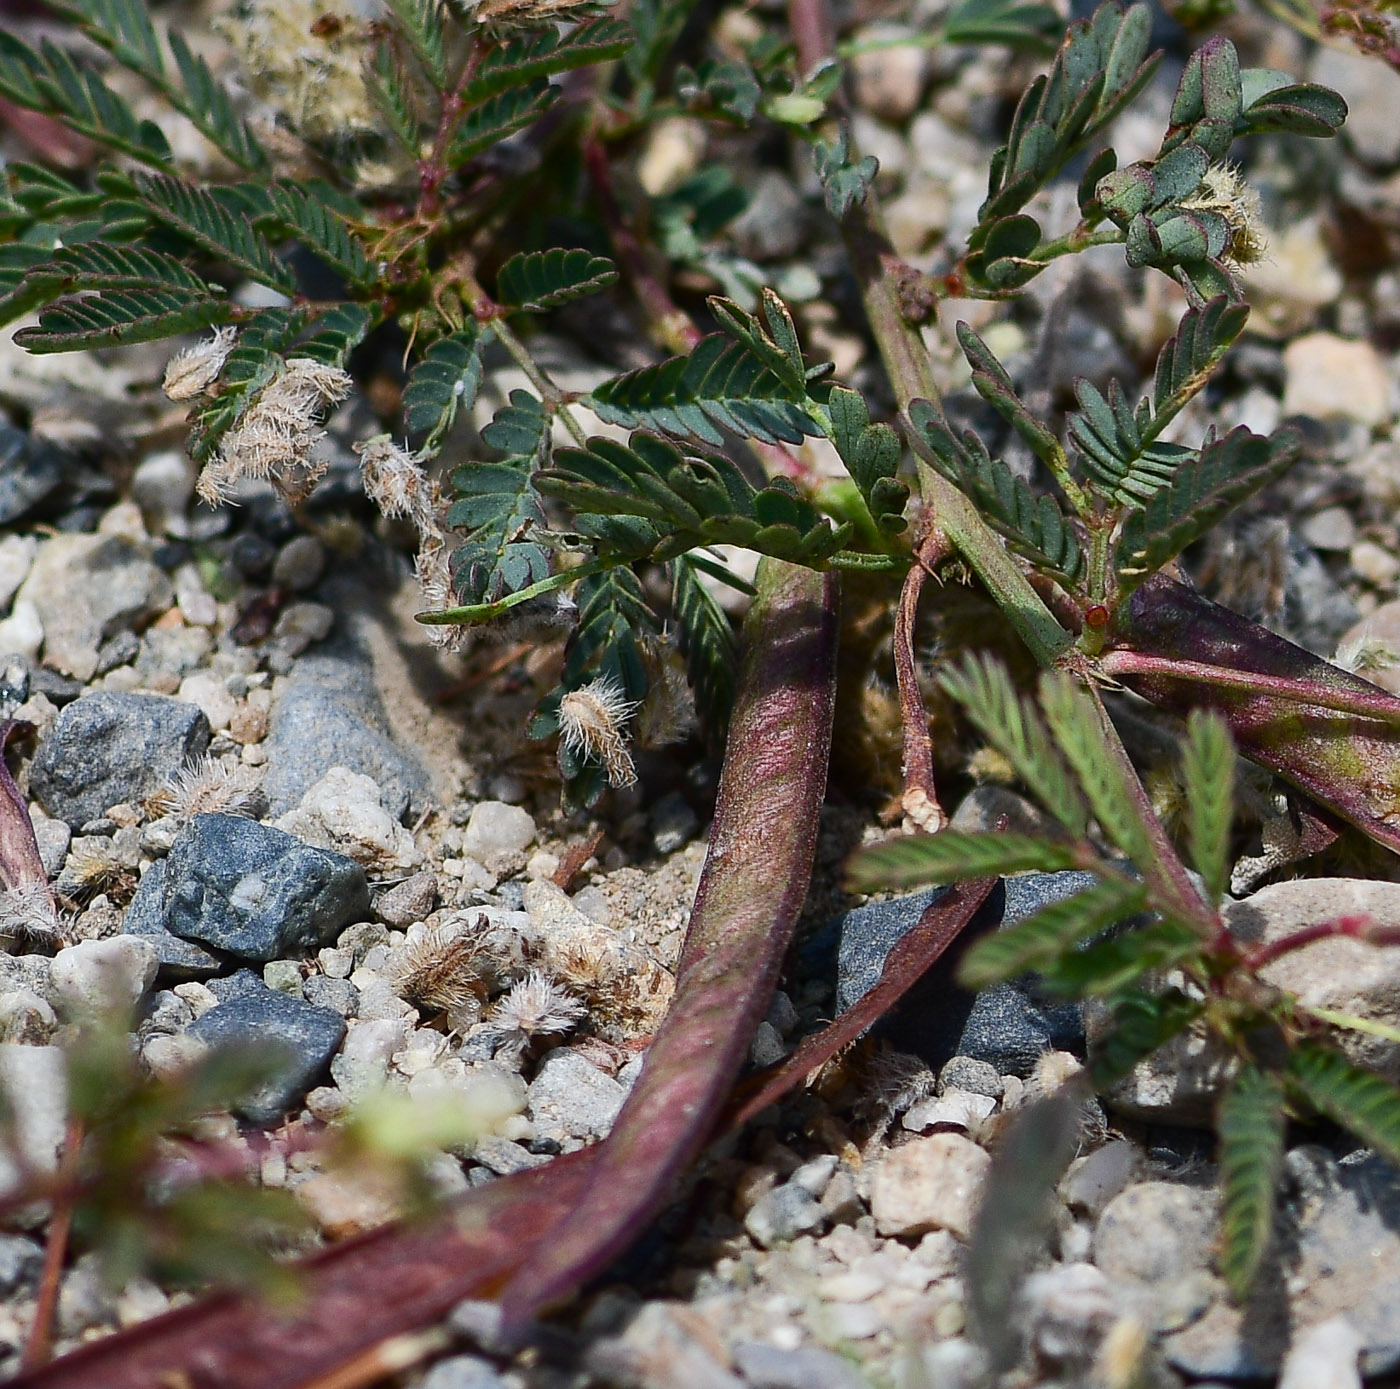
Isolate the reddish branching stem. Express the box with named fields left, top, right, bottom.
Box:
left=23, top=1118, right=83, bottom=1372
left=1241, top=913, right=1400, bottom=972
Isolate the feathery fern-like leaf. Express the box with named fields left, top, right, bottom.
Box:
left=1088, top=985, right=1203, bottom=1085
left=464, top=20, right=632, bottom=104
left=1115, top=426, right=1300, bottom=582
left=1181, top=709, right=1234, bottom=903
left=847, top=831, right=1079, bottom=892
left=447, top=82, right=558, bottom=166
left=958, top=879, right=1147, bottom=990
left=382, top=0, right=450, bottom=89
left=1287, top=1042, right=1400, bottom=1169
left=135, top=174, right=295, bottom=293
left=14, top=287, right=227, bottom=352
left=366, top=45, right=424, bottom=153
left=403, top=325, right=492, bottom=453
left=827, top=386, right=909, bottom=534
left=671, top=553, right=737, bottom=733
left=448, top=390, right=550, bottom=605
left=1217, top=1065, right=1285, bottom=1300
left=536, top=433, right=852, bottom=567
left=939, top=654, right=1087, bottom=833
left=589, top=334, right=824, bottom=447
left=0, top=242, right=211, bottom=325
left=906, top=399, right=1084, bottom=582
left=1040, top=671, right=1158, bottom=867
left=1043, top=917, right=1203, bottom=1000
left=166, top=30, right=267, bottom=171
left=261, top=185, right=371, bottom=286
left=497, top=249, right=618, bottom=311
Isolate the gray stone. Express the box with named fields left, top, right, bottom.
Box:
left=31, top=816, right=70, bottom=879
left=528, top=1048, right=626, bottom=1140
left=471, top=1135, right=550, bottom=1175
left=30, top=692, right=210, bottom=827
left=374, top=871, right=437, bottom=927
left=0, top=426, right=67, bottom=525
left=834, top=875, right=1087, bottom=1075
left=0, top=952, right=54, bottom=1007
left=1062, top=1140, right=1142, bottom=1219
left=0, top=1044, right=67, bottom=1198
left=271, top=535, right=326, bottom=592
left=729, top=171, right=808, bottom=263
left=870, top=1132, right=991, bottom=1240
left=263, top=959, right=304, bottom=997
left=0, top=989, right=57, bottom=1044
left=744, top=1181, right=828, bottom=1248
left=938, top=1056, right=1002, bottom=1099
left=303, top=974, right=359, bottom=1017
left=186, top=983, right=346, bottom=1125
left=463, top=801, right=536, bottom=859
left=732, top=1342, right=868, bottom=1389
left=419, top=1355, right=510, bottom=1389
left=0, top=535, right=36, bottom=614
left=261, top=636, right=431, bottom=822
left=18, top=533, right=172, bottom=681
left=134, top=814, right=369, bottom=963
left=0, top=1234, right=41, bottom=1294
left=122, top=861, right=226, bottom=978
left=1310, top=46, right=1400, bottom=167
left=1094, top=1181, right=1218, bottom=1287
left=50, top=936, right=159, bottom=1021
left=650, top=790, right=699, bottom=855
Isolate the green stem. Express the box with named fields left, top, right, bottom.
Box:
left=489, top=313, right=591, bottom=448
left=1027, top=223, right=1123, bottom=263
left=416, top=556, right=615, bottom=627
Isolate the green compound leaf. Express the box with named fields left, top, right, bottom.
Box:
left=958, top=879, right=1147, bottom=991
left=134, top=173, right=295, bottom=293
left=402, top=324, right=492, bottom=454
left=671, top=553, right=738, bottom=736
left=847, top=831, right=1079, bottom=893
left=1115, top=426, right=1301, bottom=583
left=827, top=386, right=909, bottom=534
left=907, top=398, right=1084, bottom=584
left=366, top=44, right=424, bottom=153
left=589, top=335, right=824, bottom=447
left=497, top=249, right=619, bottom=311
left=165, top=30, right=267, bottom=171
left=942, top=0, right=1061, bottom=51
left=0, top=241, right=212, bottom=325
left=1088, top=985, right=1203, bottom=1086
left=1045, top=918, right=1203, bottom=1001
left=1182, top=709, right=1234, bottom=904
left=448, top=389, right=550, bottom=607
left=939, top=653, right=1087, bottom=835
left=536, top=433, right=852, bottom=568
left=447, top=82, right=558, bottom=166
left=13, top=287, right=228, bottom=352
left=813, top=130, right=879, bottom=219
left=1217, top=1065, right=1285, bottom=1301
left=1287, top=1042, right=1400, bottom=1170
left=381, top=0, right=450, bottom=89
left=260, top=184, right=371, bottom=286
left=464, top=19, right=632, bottom=104
left=1068, top=295, right=1249, bottom=506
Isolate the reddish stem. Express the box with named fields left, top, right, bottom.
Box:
left=894, top=532, right=949, bottom=831
left=23, top=1118, right=83, bottom=1372
left=1241, top=913, right=1400, bottom=972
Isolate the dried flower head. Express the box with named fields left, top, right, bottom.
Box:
left=57, top=840, right=136, bottom=905
left=395, top=921, right=494, bottom=1021
left=482, top=969, right=586, bottom=1061
left=414, top=536, right=468, bottom=652
left=635, top=634, right=696, bottom=749
left=196, top=358, right=352, bottom=508
left=162, top=326, right=237, bottom=402
left=468, top=0, right=609, bottom=38
left=1181, top=163, right=1267, bottom=270
left=147, top=756, right=265, bottom=822
left=0, top=881, right=66, bottom=944
left=558, top=677, right=639, bottom=789
left=219, top=0, right=378, bottom=142
left=354, top=435, right=440, bottom=529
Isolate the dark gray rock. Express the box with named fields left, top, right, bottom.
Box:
left=30, top=692, right=210, bottom=827
left=205, top=968, right=268, bottom=1002
left=122, top=860, right=225, bottom=978
left=261, top=641, right=431, bottom=822
left=0, top=426, right=67, bottom=524
left=134, top=814, right=369, bottom=963
left=186, top=983, right=346, bottom=1125
left=302, top=974, right=358, bottom=1017
left=0, top=1234, right=42, bottom=1295
left=832, top=874, right=1088, bottom=1075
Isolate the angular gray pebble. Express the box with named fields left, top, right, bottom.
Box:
left=186, top=983, right=346, bottom=1125
left=135, top=814, right=369, bottom=963
left=30, top=692, right=210, bottom=827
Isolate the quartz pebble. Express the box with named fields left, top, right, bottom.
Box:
left=528, top=1048, right=626, bottom=1140
left=745, top=1182, right=828, bottom=1248
left=869, top=1133, right=990, bottom=1240
left=50, top=936, right=159, bottom=1021
left=0, top=1044, right=67, bottom=1198
left=1283, top=333, right=1392, bottom=428
left=275, top=766, right=422, bottom=875
left=463, top=801, right=536, bottom=860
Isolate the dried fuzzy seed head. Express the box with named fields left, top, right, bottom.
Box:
left=163, top=326, right=237, bottom=402
left=860, top=1047, right=937, bottom=1116
left=469, top=0, right=608, bottom=38
left=196, top=359, right=352, bottom=508
left=635, top=634, right=695, bottom=749
left=558, top=678, right=639, bottom=789
left=415, top=537, right=468, bottom=652
left=396, top=921, right=494, bottom=1020
left=59, top=840, right=136, bottom=904
left=148, top=756, right=264, bottom=822
left=354, top=436, right=439, bottom=528
left=0, top=882, right=65, bottom=944
left=1181, top=163, right=1267, bottom=269
left=483, top=969, right=585, bottom=1060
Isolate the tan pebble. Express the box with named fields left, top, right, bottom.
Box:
left=869, top=1133, right=991, bottom=1240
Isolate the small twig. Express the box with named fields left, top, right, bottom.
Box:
left=1241, top=913, right=1400, bottom=972
left=893, top=530, right=949, bottom=832
left=551, top=827, right=605, bottom=892
left=1099, top=648, right=1400, bottom=726
left=23, top=1117, right=84, bottom=1372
